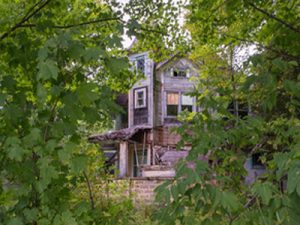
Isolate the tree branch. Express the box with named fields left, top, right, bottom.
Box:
left=0, top=0, right=52, bottom=41
left=222, top=33, right=300, bottom=60
left=248, top=2, right=300, bottom=34
left=20, top=17, right=121, bottom=29
left=83, top=171, right=95, bottom=210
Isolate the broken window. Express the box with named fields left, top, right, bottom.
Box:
left=133, top=148, right=148, bottom=177
left=167, top=92, right=179, bottom=116
left=134, top=88, right=146, bottom=108
left=171, top=68, right=189, bottom=78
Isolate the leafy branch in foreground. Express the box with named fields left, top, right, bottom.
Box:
left=154, top=0, right=300, bottom=224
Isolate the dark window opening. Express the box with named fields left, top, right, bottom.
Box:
left=182, top=105, right=193, bottom=112
left=103, top=150, right=118, bottom=175
left=173, top=69, right=187, bottom=77
left=136, top=57, right=145, bottom=74
left=252, top=153, right=265, bottom=169
left=227, top=101, right=249, bottom=118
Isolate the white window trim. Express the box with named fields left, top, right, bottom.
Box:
left=134, top=88, right=147, bottom=109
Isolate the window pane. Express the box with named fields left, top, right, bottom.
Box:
left=182, top=95, right=193, bottom=105
left=137, top=91, right=143, bottom=99
left=135, top=88, right=146, bottom=108
left=138, top=99, right=144, bottom=106
left=136, top=57, right=145, bottom=74
left=167, top=93, right=179, bottom=105
left=182, top=105, right=193, bottom=112
left=167, top=105, right=178, bottom=116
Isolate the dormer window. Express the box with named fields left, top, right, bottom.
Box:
left=136, top=56, right=145, bottom=74
left=134, top=88, right=146, bottom=108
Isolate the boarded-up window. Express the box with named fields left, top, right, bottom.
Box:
left=167, top=92, right=179, bottom=116
left=182, top=94, right=193, bottom=112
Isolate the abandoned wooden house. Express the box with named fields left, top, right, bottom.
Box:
left=88, top=51, right=265, bottom=182
left=89, top=51, right=199, bottom=178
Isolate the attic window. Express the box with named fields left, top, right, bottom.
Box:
left=134, top=88, right=146, bottom=108
left=172, top=68, right=189, bottom=78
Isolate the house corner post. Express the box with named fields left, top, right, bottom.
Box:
left=119, top=141, right=128, bottom=178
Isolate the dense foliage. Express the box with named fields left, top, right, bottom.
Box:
left=155, top=0, right=300, bottom=224
left=0, top=0, right=176, bottom=224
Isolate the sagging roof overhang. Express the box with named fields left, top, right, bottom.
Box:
left=88, top=125, right=152, bottom=143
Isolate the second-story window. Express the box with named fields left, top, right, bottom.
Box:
left=136, top=56, right=145, bottom=74
left=181, top=94, right=193, bottom=112
left=167, top=92, right=179, bottom=116
left=134, top=88, right=146, bottom=108
left=166, top=92, right=194, bottom=116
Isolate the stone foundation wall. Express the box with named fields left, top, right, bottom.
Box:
left=98, top=177, right=172, bottom=204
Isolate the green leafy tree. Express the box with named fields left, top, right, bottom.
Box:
left=0, top=0, right=182, bottom=224
left=154, top=0, right=300, bottom=224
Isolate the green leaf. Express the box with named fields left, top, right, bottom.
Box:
left=70, top=156, right=88, bottom=174
left=287, top=166, right=300, bottom=195
left=23, top=208, right=39, bottom=222
left=61, top=210, right=77, bottom=225
left=37, top=59, right=59, bottom=81
left=76, top=83, right=99, bottom=106
left=106, top=57, right=128, bottom=75
left=252, top=182, right=274, bottom=205
left=7, top=218, right=23, bottom=225
left=83, top=47, right=105, bottom=62
left=220, top=191, right=240, bottom=211
left=58, top=142, right=77, bottom=163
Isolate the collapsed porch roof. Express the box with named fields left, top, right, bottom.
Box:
left=88, top=125, right=152, bottom=143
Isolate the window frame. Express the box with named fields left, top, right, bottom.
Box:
left=165, top=91, right=194, bottom=117
left=135, top=56, right=145, bottom=75
left=134, top=87, right=147, bottom=109
left=170, top=68, right=190, bottom=78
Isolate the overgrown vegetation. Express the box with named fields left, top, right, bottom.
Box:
left=1, top=0, right=299, bottom=224
left=154, top=0, right=300, bottom=224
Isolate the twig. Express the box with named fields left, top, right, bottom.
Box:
left=248, top=2, right=300, bottom=34
left=222, top=33, right=300, bottom=60
left=19, top=17, right=121, bottom=29
left=0, top=0, right=52, bottom=40
left=83, top=171, right=95, bottom=210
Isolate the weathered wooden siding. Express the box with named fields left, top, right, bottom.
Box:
left=156, top=58, right=199, bottom=126
left=153, top=126, right=181, bottom=146
left=128, top=52, right=154, bottom=127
